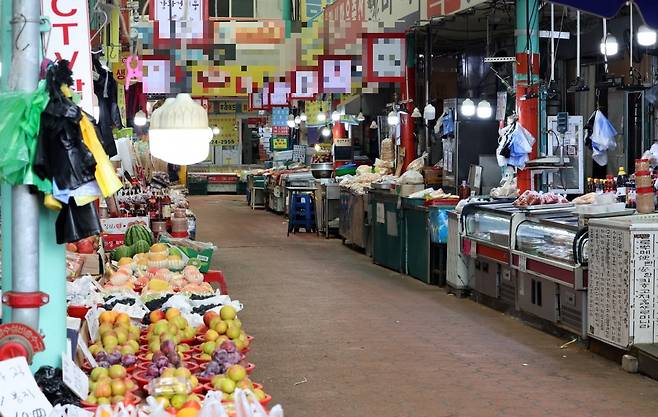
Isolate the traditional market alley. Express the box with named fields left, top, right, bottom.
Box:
left=192, top=195, right=658, bottom=417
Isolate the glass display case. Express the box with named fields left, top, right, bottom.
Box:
left=463, top=203, right=519, bottom=248
left=515, top=219, right=577, bottom=264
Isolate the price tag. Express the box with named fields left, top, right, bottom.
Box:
left=0, top=356, right=53, bottom=417
left=61, top=353, right=89, bottom=400
left=77, top=337, right=97, bottom=368
left=519, top=254, right=527, bottom=272
left=85, top=307, right=103, bottom=342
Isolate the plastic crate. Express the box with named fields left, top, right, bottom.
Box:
left=204, top=270, right=228, bottom=295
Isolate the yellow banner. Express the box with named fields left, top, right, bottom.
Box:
left=209, top=115, right=239, bottom=146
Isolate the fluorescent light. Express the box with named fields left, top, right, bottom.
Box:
left=637, top=25, right=657, bottom=46
left=387, top=111, right=399, bottom=126
left=212, top=126, right=220, bottom=135
left=321, top=126, right=331, bottom=137
left=476, top=100, right=492, bottom=119
left=134, top=110, right=147, bottom=126
left=461, top=98, right=475, bottom=117
left=600, top=33, right=619, bottom=56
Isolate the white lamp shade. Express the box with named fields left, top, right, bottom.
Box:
left=637, top=25, right=657, bottom=46
left=294, top=116, right=302, bottom=124
left=461, top=98, right=476, bottom=117
left=321, top=126, right=331, bottom=137
left=300, top=113, right=308, bottom=122
left=387, top=111, right=399, bottom=126
left=317, top=112, right=327, bottom=122
left=134, top=110, right=147, bottom=126
left=423, top=103, right=436, bottom=121
left=331, top=110, right=341, bottom=122
left=411, top=108, right=422, bottom=118
left=149, top=93, right=212, bottom=165
left=476, top=100, right=492, bottom=119
left=356, top=111, right=365, bottom=122
left=600, top=33, right=619, bottom=55
left=370, top=120, right=378, bottom=129
left=212, top=126, right=220, bottom=135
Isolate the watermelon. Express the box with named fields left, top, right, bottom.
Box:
left=112, top=245, right=133, bottom=261
left=131, top=240, right=150, bottom=254
left=125, top=224, right=153, bottom=246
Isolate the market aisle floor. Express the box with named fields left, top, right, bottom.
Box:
left=192, top=195, right=658, bottom=417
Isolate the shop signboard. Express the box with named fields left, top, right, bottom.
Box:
left=272, top=137, right=289, bottom=151
left=209, top=115, right=239, bottom=146
left=428, top=0, right=488, bottom=18
left=364, top=0, right=421, bottom=33
left=42, top=0, right=94, bottom=114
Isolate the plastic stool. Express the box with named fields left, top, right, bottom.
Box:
left=287, top=193, right=316, bottom=235
left=203, top=270, right=229, bottom=295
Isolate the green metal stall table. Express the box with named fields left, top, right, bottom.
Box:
left=370, top=189, right=403, bottom=272
left=403, top=198, right=457, bottom=285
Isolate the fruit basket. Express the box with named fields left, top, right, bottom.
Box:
left=81, top=392, right=139, bottom=411
left=136, top=361, right=199, bottom=373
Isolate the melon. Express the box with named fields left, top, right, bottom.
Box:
left=131, top=240, right=150, bottom=254
left=125, top=224, right=153, bottom=246
left=112, top=245, right=133, bottom=261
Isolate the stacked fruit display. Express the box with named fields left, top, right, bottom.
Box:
left=111, top=224, right=154, bottom=261
left=93, top=351, right=137, bottom=370
left=202, top=306, right=251, bottom=352
left=198, top=340, right=242, bottom=378
left=143, top=308, right=197, bottom=359
left=148, top=371, right=202, bottom=411
left=86, top=365, right=136, bottom=406
left=209, top=365, right=268, bottom=403
left=89, top=312, right=141, bottom=357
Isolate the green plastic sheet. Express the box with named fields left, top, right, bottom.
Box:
left=0, top=80, right=51, bottom=193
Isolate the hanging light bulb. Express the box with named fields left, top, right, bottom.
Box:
left=476, top=100, right=492, bottom=119
left=600, top=33, right=619, bottom=56
left=331, top=110, right=341, bottom=122
left=321, top=125, right=331, bottom=137
left=423, top=103, right=436, bottom=121
left=287, top=114, right=296, bottom=128
left=370, top=120, right=378, bottom=129
left=411, top=108, right=422, bottom=118
left=300, top=113, right=308, bottom=122
left=212, top=126, right=221, bottom=135
left=387, top=111, right=399, bottom=126
left=317, top=112, right=327, bottom=122
left=294, top=116, right=302, bottom=125
left=149, top=94, right=212, bottom=165
left=356, top=111, right=365, bottom=122
left=461, top=98, right=476, bottom=117
left=637, top=25, right=657, bottom=47
left=134, top=110, right=148, bottom=127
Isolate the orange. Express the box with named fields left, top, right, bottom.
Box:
left=99, top=311, right=115, bottom=324
left=176, top=407, right=199, bottom=417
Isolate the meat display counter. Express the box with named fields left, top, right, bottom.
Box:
left=461, top=202, right=520, bottom=307
left=510, top=211, right=587, bottom=336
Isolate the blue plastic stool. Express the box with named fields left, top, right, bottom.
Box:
left=288, top=192, right=317, bottom=235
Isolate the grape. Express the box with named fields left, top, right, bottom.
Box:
left=146, top=365, right=160, bottom=377
left=206, top=362, right=221, bottom=375
left=155, top=356, right=169, bottom=368
left=122, top=354, right=137, bottom=367
left=227, top=352, right=241, bottom=365
left=108, top=351, right=123, bottom=365
left=152, top=351, right=165, bottom=361
left=97, top=360, right=111, bottom=368
left=213, top=350, right=229, bottom=363
left=161, top=340, right=176, bottom=355
left=220, top=340, right=236, bottom=353
left=95, top=352, right=109, bottom=363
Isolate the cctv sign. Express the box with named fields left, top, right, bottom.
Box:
left=42, top=0, right=94, bottom=113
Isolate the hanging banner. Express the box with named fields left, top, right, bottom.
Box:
left=209, top=115, right=239, bottom=146
left=290, top=69, right=319, bottom=100
left=42, top=0, right=94, bottom=114
left=364, top=33, right=406, bottom=83
left=319, top=55, right=352, bottom=94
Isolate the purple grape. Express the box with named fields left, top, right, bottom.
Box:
left=152, top=351, right=165, bottom=361
left=146, top=364, right=160, bottom=377
left=95, top=352, right=109, bottom=363
left=213, top=350, right=229, bottom=363
left=206, top=362, right=221, bottom=375
left=227, top=351, right=241, bottom=364
left=97, top=360, right=111, bottom=368
left=122, top=354, right=137, bottom=367
left=108, top=351, right=123, bottom=365
left=161, top=340, right=176, bottom=355
left=155, top=356, right=169, bottom=368
left=220, top=340, right=236, bottom=353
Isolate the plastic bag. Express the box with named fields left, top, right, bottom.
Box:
left=144, top=397, right=174, bottom=417
left=35, top=366, right=80, bottom=406
left=590, top=110, right=618, bottom=166
left=356, top=165, right=372, bottom=175
left=234, top=389, right=267, bottom=417
left=398, top=170, right=424, bottom=185
left=406, top=152, right=427, bottom=172
left=380, top=138, right=394, bottom=161
left=0, top=80, right=52, bottom=193
left=199, top=391, right=230, bottom=417
left=80, top=114, right=123, bottom=198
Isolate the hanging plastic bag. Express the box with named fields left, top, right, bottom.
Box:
left=80, top=114, right=123, bottom=197
left=144, top=397, right=175, bottom=417
left=590, top=110, right=617, bottom=166
left=199, top=391, right=230, bottom=417
left=234, top=389, right=269, bottom=417
left=406, top=152, right=428, bottom=172
left=0, top=80, right=52, bottom=193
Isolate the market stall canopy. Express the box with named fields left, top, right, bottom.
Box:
left=550, top=0, right=658, bottom=29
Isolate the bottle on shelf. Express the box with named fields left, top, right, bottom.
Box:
left=616, top=167, right=628, bottom=203
left=458, top=180, right=471, bottom=200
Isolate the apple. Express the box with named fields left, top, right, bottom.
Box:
left=111, top=395, right=125, bottom=404
left=205, top=329, right=219, bottom=342
left=203, top=311, right=218, bottom=328
left=150, top=310, right=165, bottom=323
left=213, top=321, right=228, bottom=335
left=219, top=378, right=236, bottom=394
left=85, top=395, right=98, bottom=405
left=208, top=317, right=223, bottom=331
left=165, top=307, right=180, bottom=321
left=170, top=394, right=187, bottom=410
left=227, top=365, right=246, bottom=382
left=201, top=341, right=216, bottom=355
left=97, top=397, right=111, bottom=405
left=95, top=382, right=112, bottom=398
left=220, top=306, right=237, bottom=321
left=66, top=243, right=78, bottom=253
left=108, top=365, right=126, bottom=379
left=90, top=367, right=109, bottom=382
left=253, top=389, right=267, bottom=401
left=110, top=380, right=127, bottom=396
left=182, top=400, right=201, bottom=410
left=226, top=325, right=240, bottom=340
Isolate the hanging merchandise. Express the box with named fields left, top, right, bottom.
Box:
left=79, top=114, right=123, bottom=198
left=55, top=197, right=102, bottom=244
left=442, top=109, right=455, bottom=138
left=126, top=82, right=147, bottom=127
left=92, top=56, right=121, bottom=157
left=0, top=80, right=52, bottom=194
left=585, top=110, right=617, bottom=166
left=496, top=120, right=536, bottom=169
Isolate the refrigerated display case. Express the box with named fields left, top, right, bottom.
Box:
left=461, top=202, right=520, bottom=306
left=510, top=211, right=587, bottom=336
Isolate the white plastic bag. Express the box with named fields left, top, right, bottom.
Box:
left=234, top=389, right=268, bottom=417
left=356, top=165, right=372, bottom=175
left=398, top=170, right=424, bottom=185
left=406, top=152, right=428, bottom=172
left=144, top=397, right=174, bottom=417
left=199, top=391, right=230, bottom=417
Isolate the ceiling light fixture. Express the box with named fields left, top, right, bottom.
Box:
left=476, top=100, right=492, bottom=119
left=637, top=24, right=657, bottom=46
left=460, top=98, right=476, bottom=117
left=387, top=111, right=399, bottom=126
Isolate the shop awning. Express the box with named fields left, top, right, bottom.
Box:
left=550, top=0, right=658, bottom=29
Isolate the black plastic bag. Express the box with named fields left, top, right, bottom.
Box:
left=55, top=197, right=102, bottom=244
left=34, top=366, right=81, bottom=407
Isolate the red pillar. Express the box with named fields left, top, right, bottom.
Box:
left=515, top=54, right=540, bottom=193
left=332, top=122, right=346, bottom=138
left=400, top=65, right=416, bottom=170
